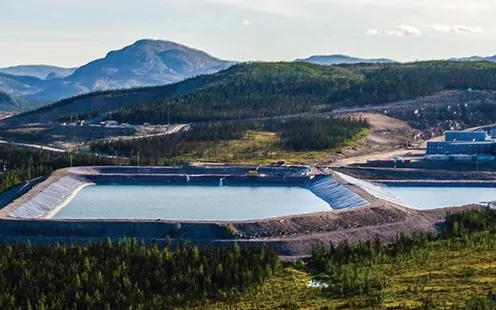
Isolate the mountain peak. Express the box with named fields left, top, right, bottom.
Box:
left=132, top=38, right=180, bottom=46
left=0, top=39, right=235, bottom=102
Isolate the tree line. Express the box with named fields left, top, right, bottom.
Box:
left=0, top=145, right=117, bottom=194
left=0, top=240, right=279, bottom=309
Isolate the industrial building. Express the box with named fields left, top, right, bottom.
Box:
left=426, top=127, right=496, bottom=157
left=426, top=141, right=495, bottom=155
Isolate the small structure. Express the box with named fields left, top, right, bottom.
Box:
left=101, top=120, right=118, bottom=127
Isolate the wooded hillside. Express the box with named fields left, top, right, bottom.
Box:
left=111, top=61, right=496, bottom=124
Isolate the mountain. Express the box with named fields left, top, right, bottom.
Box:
left=0, top=39, right=236, bottom=103
left=66, top=39, right=234, bottom=89
left=0, top=72, right=46, bottom=97
left=0, top=65, right=76, bottom=80
left=296, top=55, right=395, bottom=65
left=449, top=55, right=496, bottom=62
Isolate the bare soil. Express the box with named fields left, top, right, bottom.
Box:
left=324, top=113, right=418, bottom=165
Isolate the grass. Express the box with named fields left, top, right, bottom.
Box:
left=188, top=234, right=496, bottom=309
left=182, top=129, right=369, bottom=165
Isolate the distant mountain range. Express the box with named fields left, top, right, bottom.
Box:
left=296, top=55, right=395, bottom=65
left=0, top=65, right=76, bottom=80
left=1, top=39, right=496, bottom=109
left=449, top=55, right=496, bottom=62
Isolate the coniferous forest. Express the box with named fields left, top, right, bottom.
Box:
left=107, top=61, right=496, bottom=124
left=0, top=208, right=492, bottom=308
left=0, top=145, right=118, bottom=193
left=0, top=240, right=279, bottom=309
left=90, top=117, right=369, bottom=164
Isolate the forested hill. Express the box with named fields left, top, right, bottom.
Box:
left=113, top=62, right=365, bottom=123
left=7, top=60, right=496, bottom=125
left=112, top=61, right=496, bottom=124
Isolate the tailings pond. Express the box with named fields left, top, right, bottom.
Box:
left=382, top=187, right=496, bottom=209
left=52, top=185, right=331, bottom=221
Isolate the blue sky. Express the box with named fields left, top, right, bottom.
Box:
left=1, top=0, right=496, bottom=67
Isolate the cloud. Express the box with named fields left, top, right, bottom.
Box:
left=431, top=24, right=484, bottom=34
left=385, top=25, right=421, bottom=37
left=242, top=20, right=251, bottom=26
left=365, top=28, right=382, bottom=36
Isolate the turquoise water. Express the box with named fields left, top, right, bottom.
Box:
left=53, top=185, right=331, bottom=221
left=383, top=187, right=496, bottom=210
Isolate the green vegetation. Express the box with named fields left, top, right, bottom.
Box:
left=0, top=240, right=279, bottom=309
left=90, top=117, right=369, bottom=164
left=109, top=61, right=496, bottom=124
left=0, top=209, right=495, bottom=309
left=204, top=208, right=496, bottom=309
left=13, top=60, right=496, bottom=125
left=57, top=110, right=100, bottom=122
left=0, top=145, right=120, bottom=193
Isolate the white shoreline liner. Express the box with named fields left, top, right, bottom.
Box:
left=333, top=171, right=417, bottom=209
left=43, top=182, right=95, bottom=219
left=8, top=175, right=94, bottom=219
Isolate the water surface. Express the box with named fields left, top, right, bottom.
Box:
left=383, top=187, right=496, bottom=210
left=53, top=185, right=331, bottom=220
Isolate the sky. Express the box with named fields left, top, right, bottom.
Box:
left=1, top=0, right=496, bottom=67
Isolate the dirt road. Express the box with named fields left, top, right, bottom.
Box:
left=329, top=123, right=493, bottom=167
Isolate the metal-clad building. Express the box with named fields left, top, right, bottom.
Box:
left=426, top=141, right=496, bottom=155
left=445, top=130, right=486, bottom=142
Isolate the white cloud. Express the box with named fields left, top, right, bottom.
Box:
left=242, top=20, right=251, bottom=26
left=431, top=24, right=484, bottom=34
left=365, top=28, right=382, bottom=36
left=385, top=25, right=421, bottom=37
